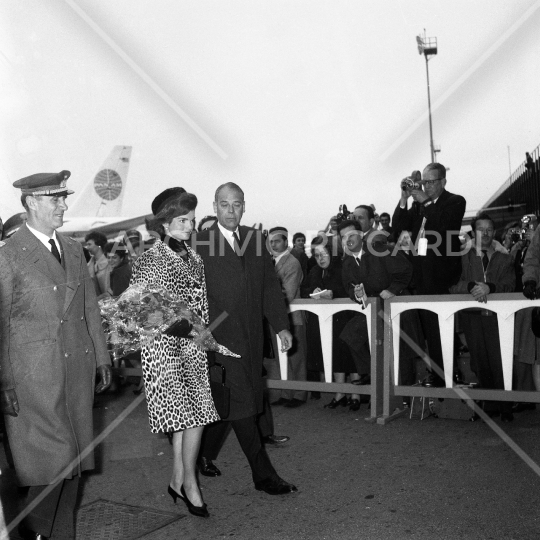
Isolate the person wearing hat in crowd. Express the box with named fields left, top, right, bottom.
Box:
left=0, top=170, right=111, bottom=539
left=1, top=212, right=28, bottom=240
left=125, top=229, right=143, bottom=261
left=392, top=162, right=466, bottom=388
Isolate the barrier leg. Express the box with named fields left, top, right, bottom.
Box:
left=498, top=313, right=515, bottom=390
left=439, top=315, right=455, bottom=388
left=365, top=300, right=381, bottom=422
left=392, top=313, right=401, bottom=386
left=320, top=317, right=334, bottom=383
left=377, top=301, right=407, bottom=424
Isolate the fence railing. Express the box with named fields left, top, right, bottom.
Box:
left=268, top=297, right=383, bottom=421
left=378, top=293, right=540, bottom=424
left=115, top=294, right=540, bottom=424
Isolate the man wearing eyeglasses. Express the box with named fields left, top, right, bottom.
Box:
left=392, top=163, right=466, bottom=387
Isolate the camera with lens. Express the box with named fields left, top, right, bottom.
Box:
left=509, top=215, right=537, bottom=243
left=509, top=228, right=523, bottom=243
left=335, top=204, right=353, bottom=224
left=400, top=170, right=422, bottom=191
left=521, top=214, right=536, bottom=229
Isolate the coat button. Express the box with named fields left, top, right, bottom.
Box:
left=64, top=353, right=69, bottom=357
left=81, top=316, right=84, bottom=320
left=60, top=320, right=64, bottom=324
left=85, top=349, right=89, bottom=354
left=53, top=286, right=58, bottom=291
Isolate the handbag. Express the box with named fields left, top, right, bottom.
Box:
left=209, top=362, right=230, bottom=419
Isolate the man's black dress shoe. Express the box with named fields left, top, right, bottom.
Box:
left=284, top=398, right=305, bottom=408
left=512, top=402, right=536, bottom=413
left=349, top=399, right=361, bottom=411
left=262, top=434, right=290, bottom=445
left=255, top=476, right=298, bottom=495
left=18, top=524, right=48, bottom=539
left=270, top=397, right=291, bottom=406
left=421, top=373, right=445, bottom=388
left=197, top=457, right=221, bottom=477
left=324, top=396, right=348, bottom=409
left=352, top=374, right=371, bottom=385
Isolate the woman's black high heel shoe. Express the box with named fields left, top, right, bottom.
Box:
left=324, top=396, right=348, bottom=409
left=168, top=485, right=209, bottom=518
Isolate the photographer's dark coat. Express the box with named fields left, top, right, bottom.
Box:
left=193, top=224, right=289, bottom=421
left=392, top=189, right=466, bottom=294
left=0, top=225, right=110, bottom=486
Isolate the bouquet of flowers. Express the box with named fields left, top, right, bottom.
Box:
left=99, top=283, right=240, bottom=358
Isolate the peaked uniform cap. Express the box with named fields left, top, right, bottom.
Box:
left=13, top=170, right=74, bottom=195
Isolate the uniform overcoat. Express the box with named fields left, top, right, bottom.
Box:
left=193, top=224, right=289, bottom=420
left=0, top=225, right=110, bottom=486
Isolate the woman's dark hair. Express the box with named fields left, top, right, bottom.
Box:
left=293, top=232, right=306, bottom=243
left=146, top=192, right=197, bottom=239
left=85, top=230, right=108, bottom=248
left=311, top=235, right=341, bottom=276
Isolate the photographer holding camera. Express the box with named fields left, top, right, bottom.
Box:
left=509, top=214, right=538, bottom=292
left=392, top=163, right=466, bottom=387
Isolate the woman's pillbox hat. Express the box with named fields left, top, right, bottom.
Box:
left=13, top=170, right=74, bottom=196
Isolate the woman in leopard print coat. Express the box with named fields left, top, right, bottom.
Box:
left=130, top=189, right=218, bottom=516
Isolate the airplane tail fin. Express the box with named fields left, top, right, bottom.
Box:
left=68, top=146, right=132, bottom=218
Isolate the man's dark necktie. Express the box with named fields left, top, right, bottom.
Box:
left=355, top=256, right=361, bottom=266
left=232, top=232, right=242, bottom=257
left=481, top=250, right=489, bottom=272
left=49, top=239, right=61, bottom=265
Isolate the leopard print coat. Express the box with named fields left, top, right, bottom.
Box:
left=130, top=239, right=219, bottom=433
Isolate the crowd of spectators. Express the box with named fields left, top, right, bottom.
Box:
left=260, top=162, right=540, bottom=422
left=3, top=162, right=539, bottom=422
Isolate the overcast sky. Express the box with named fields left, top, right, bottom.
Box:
left=1, top=0, right=539, bottom=234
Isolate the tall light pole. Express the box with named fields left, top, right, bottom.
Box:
left=416, top=30, right=438, bottom=163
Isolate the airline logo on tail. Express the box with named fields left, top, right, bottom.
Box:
left=94, top=169, right=123, bottom=201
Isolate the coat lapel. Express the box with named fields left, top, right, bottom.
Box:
left=57, top=234, right=81, bottom=314
left=14, top=225, right=58, bottom=284
left=211, top=224, right=245, bottom=271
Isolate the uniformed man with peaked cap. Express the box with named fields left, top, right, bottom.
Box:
left=0, top=170, right=111, bottom=539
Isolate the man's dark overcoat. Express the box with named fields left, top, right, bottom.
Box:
left=0, top=225, right=110, bottom=486
left=193, top=224, right=289, bottom=421
left=392, top=189, right=466, bottom=294
left=340, top=232, right=414, bottom=355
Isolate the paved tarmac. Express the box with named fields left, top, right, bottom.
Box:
left=2, top=385, right=540, bottom=539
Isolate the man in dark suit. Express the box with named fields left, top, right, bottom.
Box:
left=338, top=214, right=413, bottom=383
left=193, top=182, right=297, bottom=496
left=0, top=171, right=111, bottom=539
left=392, top=162, right=466, bottom=386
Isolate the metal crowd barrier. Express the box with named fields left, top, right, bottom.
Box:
left=377, top=293, right=540, bottom=424
left=267, top=297, right=384, bottom=422
left=114, top=293, right=540, bottom=425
